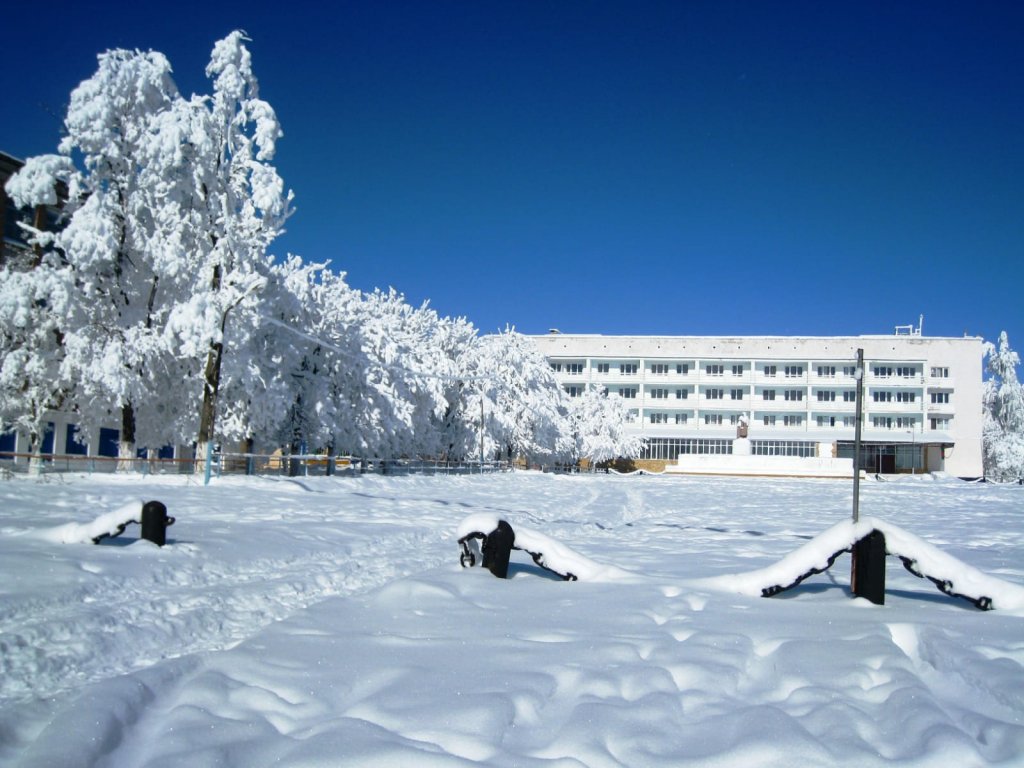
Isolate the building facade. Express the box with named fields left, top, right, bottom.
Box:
left=533, top=331, right=985, bottom=478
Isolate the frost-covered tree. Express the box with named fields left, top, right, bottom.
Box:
left=0, top=250, right=72, bottom=461
left=458, top=328, right=573, bottom=462
left=2, top=158, right=74, bottom=462
left=215, top=255, right=322, bottom=457
left=165, top=31, right=293, bottom=464
left=983, top=331, right=1024, bottom=482
left=295, top=272, right=476, bottom=460
left=54, top=49, right=182, bottom=463
left=569, top=384, right=644, bottom=466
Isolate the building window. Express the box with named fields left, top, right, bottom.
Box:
left=930, top=391, right=950, bottom=404
left=618, top=388, right=637, bottom=398
left=730, top=388, right=744, bottom=400
left=817, top=365, right=836, bottom=377
left=785, top=365, right=804, bottom=378
left=762, top=415, right=776, bottom=426
left=705, top=414, right=723, bottom=425
left=895, top=391, right=916, bottom=403
left=706, top=364, right=724, bottom=376
left=651, top=363, right=669, bottom=375
left=817, top=415, right=837, bottom=427
left=550, top=363, right=562, bottom=372
left=729, top=414, right=744, bottom=425
left=843, top=390, right=856, bottom=402
left=843, top=366, right=857, bottom=377
left=783, top=415, right=803, bottom=427
left=762, top=389, right=776, bottom=401
left=675, top=413, right=688, bottom=424
left=896, top=417, right=917, bottom=429
left=816, top=390, right=836, bottom=402
left=676, top=363, right=689, bottom=375
left=621, top=363, right=638, bottom=375
left=565, top=385, right=583, bottom=397
left=872, top=391, right=893, bottom=403
left=596, top=363, right=610, bottom=374
left=675, top=388, right=689, bottom=399
left=752, top=440, right=815, bottom=457
left=931, top=367, right=950, bottom=378
left=763, top=365, right=777, bottom=377
left=873, top=416, right=893, bottom=429
left=930, top=417, right=951, bottom=430
left=897, top=366, right=917, bottom=378
left=566, top=363, right=584, bottom=374
left=873, top=366, right=893, bottom=378
left=705, top=388, right=724, bottom=400
left=731, top=364, right=744, bottom=376
left=650, top=388, right=669, bottom=399
left=650, top=412, right=668, bottom=424
left=640, top=438, right=732, bottom=460
left=784, top=390, right=803, bottom=401
left=843, top=416, right=856, bottom=427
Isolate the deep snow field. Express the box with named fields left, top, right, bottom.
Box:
left=1, top=469, right=1023, bottom=767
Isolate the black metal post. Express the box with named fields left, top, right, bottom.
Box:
left=482, top=520, right=515, bottom=578
left=141, top=500, right=171, bottom=546
left=852, top=529, right=886, bottom=605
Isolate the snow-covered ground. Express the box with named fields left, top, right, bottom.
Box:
left=2, top=470, right=1023, bottom=767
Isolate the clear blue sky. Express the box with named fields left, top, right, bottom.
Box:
left=3, top=1, right=1022, bottom=352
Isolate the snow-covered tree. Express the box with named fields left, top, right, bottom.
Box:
left=569, top=384, right=645, bottom=466
left=983, top=331, right=1024, bottom=482
left=293, top=271, right=477, bottom=460
left=2, top=158, right=74, bottom=462
left=457, top=328, right=573, bottom=462
left=214, top=255, right=323, bottom=456
left=54, top=48, right=183, bottom=463
left=166, top=31, right=293, bottom=464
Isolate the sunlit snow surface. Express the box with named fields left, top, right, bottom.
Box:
left=2, top=471, right=1023, bottom=767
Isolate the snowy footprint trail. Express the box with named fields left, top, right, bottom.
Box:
left=0, top=475, right=459, bottom=723
left=2, top=472, right=1024, bottom=767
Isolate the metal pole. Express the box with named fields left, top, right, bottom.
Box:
left=479, top=388, right=485, bottom=468
left=852, top=348, right=864, bottom=524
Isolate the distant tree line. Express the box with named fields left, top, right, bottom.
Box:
left=1, top=32, right=642, bottom=468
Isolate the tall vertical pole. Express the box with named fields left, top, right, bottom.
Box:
left=479, top=387, right=485, bottom=469
left=852, top=348, right=864, bottom=523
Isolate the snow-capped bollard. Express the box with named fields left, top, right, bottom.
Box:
left=482, top=520, right=515, bottom=578
left=852, top=529, right=886, bottom=605
left=140, top=500, right=174, bottom=546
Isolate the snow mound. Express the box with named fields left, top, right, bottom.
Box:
left=693, top=516, right=1024, bottom=612
left=32, top=501, right=143, bottom=544
left=456, top=513, right=633, bottom=582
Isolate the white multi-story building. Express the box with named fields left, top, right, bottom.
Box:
left=533, top=330, right=985, bottom=478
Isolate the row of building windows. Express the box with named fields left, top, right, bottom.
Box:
left=639, top=410, right=952, bottom=431
left=553, top=361, right=951, bottom=380
left=566, top=384, right=954, bottom=406
left=640, top=438, right=734, bottom=460
left=641, top=438, right=930, bottom=469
